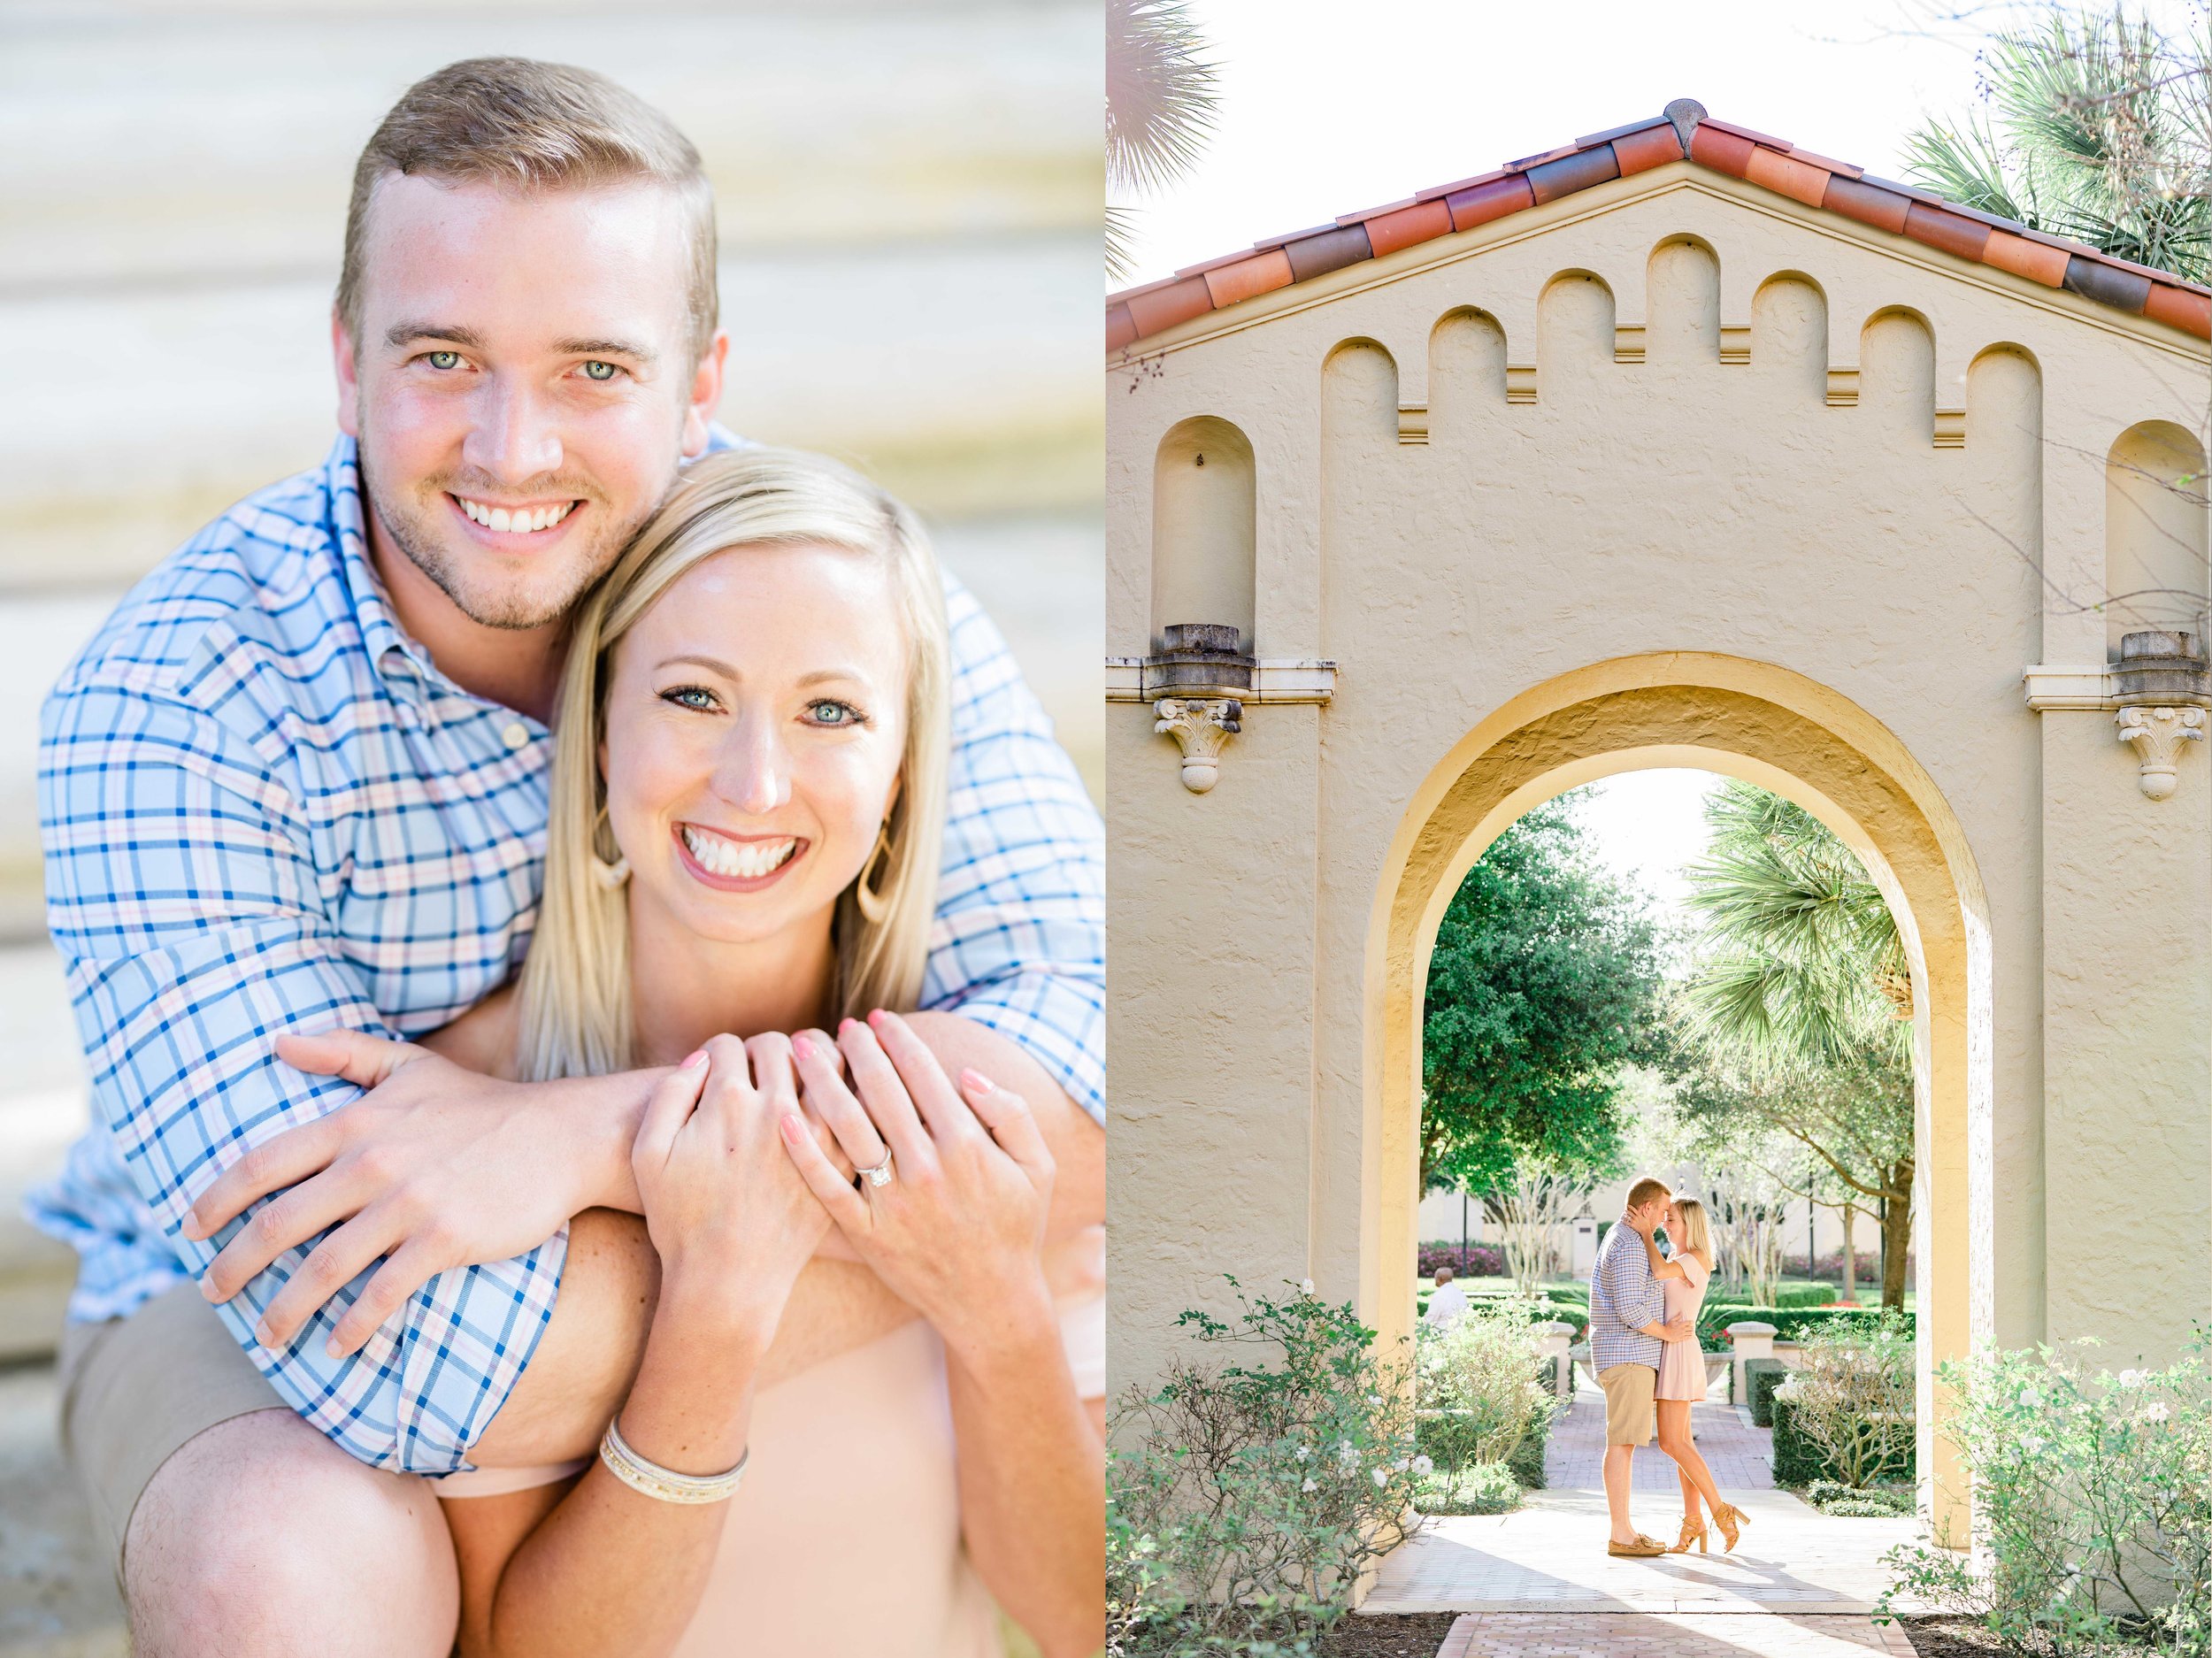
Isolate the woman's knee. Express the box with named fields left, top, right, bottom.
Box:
left=125, top=1410, right=457, bottom=1658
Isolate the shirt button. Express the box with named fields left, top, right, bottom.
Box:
left=502, top=722, right=531, bottom=751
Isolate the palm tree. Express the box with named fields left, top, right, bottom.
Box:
left=1680, top=781, right=1910, bottom=1070
left=1900, top=6, right=2209, bottom=283
left=1105, top=0, right=1221, bottom=284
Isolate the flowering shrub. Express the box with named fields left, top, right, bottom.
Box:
left=1781, top=1313, right=1916, bottom=1491
left=1878, top=1340, right=2212, bottom=1656
left=1418, top=1242, right=1506, bottom=1278
left=1106, top=1279, right=1426, bottom=1656
left=1414, top=1297, right=1557, bottom=1514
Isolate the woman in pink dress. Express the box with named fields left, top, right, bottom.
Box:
left=347, top=450, right=1103, bottom=1657
left=1641, top=1197, right=1747, bottom=1553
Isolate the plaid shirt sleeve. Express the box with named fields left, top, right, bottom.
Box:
left=1597, top=1233, right=1663, bottom=1332
left=921, top=573, right=1105, bottom=1124
left=42, top=675, right=563, bottom=1475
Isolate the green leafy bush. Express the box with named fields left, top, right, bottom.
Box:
left=1770, top=1283, right=1843, bottom=1310
left=1775, top=1316, right=1916, bottom=1491
left=1745, top=1357, right=1789, bottom=1426
left=1878, top=1341, right=2212, bottom=1657
left=1699, top=1303, right=1915, bottom=1346
left=1415, top=1299, right=1557, bottom=1516
left=1106, top=1280, right=1425, bottom=1656
left=1806, top=1478, right=1913, bottom=1517
left=1416, top=1459, right=1521, bottom=1516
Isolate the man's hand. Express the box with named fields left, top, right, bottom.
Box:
left=184, top=1030, right=641, bottom=1356
left=1658, top=1317, right=1696, bottom=1344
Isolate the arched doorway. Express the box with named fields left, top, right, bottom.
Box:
left=1363, top=653, right=1992, bottom=1539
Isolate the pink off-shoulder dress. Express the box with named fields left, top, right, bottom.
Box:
left=1655, top=1252, right=1710, bottom=1401
left=436, top=1293, right=1105, bottom=1658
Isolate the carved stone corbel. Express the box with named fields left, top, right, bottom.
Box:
left=1154, top=696, right=1242, bottom=794
left=2112, top=631, right=2211, bottom=801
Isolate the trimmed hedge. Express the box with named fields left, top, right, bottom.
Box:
left=1770, top=1390, right=1912, bottom=1487
left=1770, top=1283, right=1844, bottom=1310
left=1698, top=1303, right=1915, bottom=1346
left=1417, top=1242, right=1506, bottom=1278
left=1745, top=1358, right=1789, bottom=1426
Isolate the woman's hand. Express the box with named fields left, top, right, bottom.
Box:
left=634, top=1033, right=847, bottom=1331
left=782, top=1009, right=1054, bottom=1358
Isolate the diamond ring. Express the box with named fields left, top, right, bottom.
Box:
left=857, top=1153, right=894, bottom=1188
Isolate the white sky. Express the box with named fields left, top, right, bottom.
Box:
left=1116, top=0, right=2208, bottom=290
left=1567, top=769, right=1728, bottom=935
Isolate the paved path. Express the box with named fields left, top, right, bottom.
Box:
left=1365, top=1393, right=1933, bottom=1657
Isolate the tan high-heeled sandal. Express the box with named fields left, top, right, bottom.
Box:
left=1668, top=1514, right=1709, bottom=1554
left=1714, top=1501, right=1749, bottom=1552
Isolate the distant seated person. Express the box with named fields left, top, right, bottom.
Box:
left=1424, top=1263, right=1471, bottom=1331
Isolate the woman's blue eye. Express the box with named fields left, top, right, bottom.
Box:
left=426, top=350, right=461, bottom=371
left=810, top=701, right=859, bottom=725
left=664, top=687, right=717, bottom=710
left=581, top=360, right=618, bottom=381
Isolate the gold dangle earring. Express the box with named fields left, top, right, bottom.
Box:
left=590, top=802, right=631, bottom=889
left=854, top=820, right=893, bottom=923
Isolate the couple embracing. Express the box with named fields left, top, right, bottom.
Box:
left=29, top=57, right=1103, bottom=1658
left=1588, top=1177, right=1748, bottom=1560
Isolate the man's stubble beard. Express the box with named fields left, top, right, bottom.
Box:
left=360, top=442, right=663, bottom=633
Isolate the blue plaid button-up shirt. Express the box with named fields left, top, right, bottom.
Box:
left=26, top=434, right=1104, bottom=1475
left=1587, top=1223, right=1664, bottom=1373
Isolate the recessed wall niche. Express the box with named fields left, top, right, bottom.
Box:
left=1151, top=416, right=1256, bottom=650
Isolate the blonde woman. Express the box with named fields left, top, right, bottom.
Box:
left=366, top=448, right=1102, bottom=1657
left=1642, top=1196, right=1747, bottom=1553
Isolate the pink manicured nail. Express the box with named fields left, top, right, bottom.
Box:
left=326, top=1338, right=344, bottom=1359
left=839, top=1017, right=859, bottom=1035
left=960, top=1068, right=993, bottom=1094
left=778, top=1115, right=804, bottom=1143
left=680, top=1048, right=709, bottom=1070
left=792, top=1033, right=815, bottom=1060
left=866, top=1008, right=887, bottom=1028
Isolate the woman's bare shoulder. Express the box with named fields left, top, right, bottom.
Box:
left=419, top=982, right=521, bottom=1079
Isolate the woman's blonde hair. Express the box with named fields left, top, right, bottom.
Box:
left=514, top=446, right=949, bottom=1081
left=1670, top=1196, right=1714, bottom=1263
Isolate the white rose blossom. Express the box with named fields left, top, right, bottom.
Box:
left=1412, top=1455, right=1434, bottom=1477
left=1372, top=1467, right=1389, bottom=1488
left=1300, top=1278, right=1316, bottom=1296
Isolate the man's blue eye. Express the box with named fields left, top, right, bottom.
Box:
left=582, top=361, right=618, bottom=381
left=426, top=350, right=460, bottom=370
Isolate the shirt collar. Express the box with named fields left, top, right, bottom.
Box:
left=326, top=435, right=441, bottom=708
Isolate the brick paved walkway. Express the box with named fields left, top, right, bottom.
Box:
left=1363, top=1392, right=1936, bottom=1656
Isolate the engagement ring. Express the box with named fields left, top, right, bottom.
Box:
left=857, top=1153, right=895, bottom=1188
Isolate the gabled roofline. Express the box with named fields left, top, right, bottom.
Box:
left=1106, top=98, right=2212, bottom=350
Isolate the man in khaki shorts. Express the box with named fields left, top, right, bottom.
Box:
left=1587, top=1177, right=1698, bottom=1557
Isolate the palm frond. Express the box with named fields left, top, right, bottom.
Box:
left=1105, top=0, right=1221, bottom=197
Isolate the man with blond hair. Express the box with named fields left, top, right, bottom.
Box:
left=1587, top=1176, right=1697, bottom=1556
left=28, top=58, right=1103, bottom=1655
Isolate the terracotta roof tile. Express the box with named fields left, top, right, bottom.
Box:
left=1821, top=173, right=1912, bottom=234
left=2146, top=282, right=2212, bottom=336
left=1202, top=249, right=1294, bottom=309
left=1903, top=201, right=1993, bottom=263
left=1107, top=101, right=2212, bottom=349
left=1687, top=123, right=1756, bottom=178
left=1362, top=198, right=1454, bottom=259
left=1744, top=146, right=1832, bottom=208
left=1611, top=123, right=1686, bottom=177
left=1124, top=275, right=1214, bottom=338
left=1525, top=145, right=1620, bottom=204
left=1448, top=173, right=1535, bottom=232
left=1283, top=222, right=1373, bottom=282
left=1981, top=228, right=2070, bottom=288
left=2063, top=255, right=2152, bottom=313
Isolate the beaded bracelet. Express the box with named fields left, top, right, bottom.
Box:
left=598, top=1415, right=749, bottom=1505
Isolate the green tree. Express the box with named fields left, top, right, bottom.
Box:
left=1105, top=0, right=1220, bottom=284
left=1419, top=796, right=1666, bottom=1195
left=1679, top=781, right=1916, bottom=1307
left=1901, top=5, right=2208, bottom=283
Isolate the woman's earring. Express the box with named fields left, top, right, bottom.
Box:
left=854, top=820, right=893, bottom=924
left=590, top=803, right=631, bottom=890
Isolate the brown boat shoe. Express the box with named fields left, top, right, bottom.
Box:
left=1606, top=1532, right=1669, bottom=1558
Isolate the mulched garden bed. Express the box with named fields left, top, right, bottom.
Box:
left=1894, top=1617, right=2014, bottom=1658
left=1317, top=1612, right=1462, bottom=1656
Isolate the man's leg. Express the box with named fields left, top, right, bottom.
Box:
left=1602, top=1442, right=1639, bottom=1544
left=125, top=1410, right=458, bottom=1658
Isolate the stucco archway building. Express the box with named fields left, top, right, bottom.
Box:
left=1105, top=100, right=2211, bottom=1533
